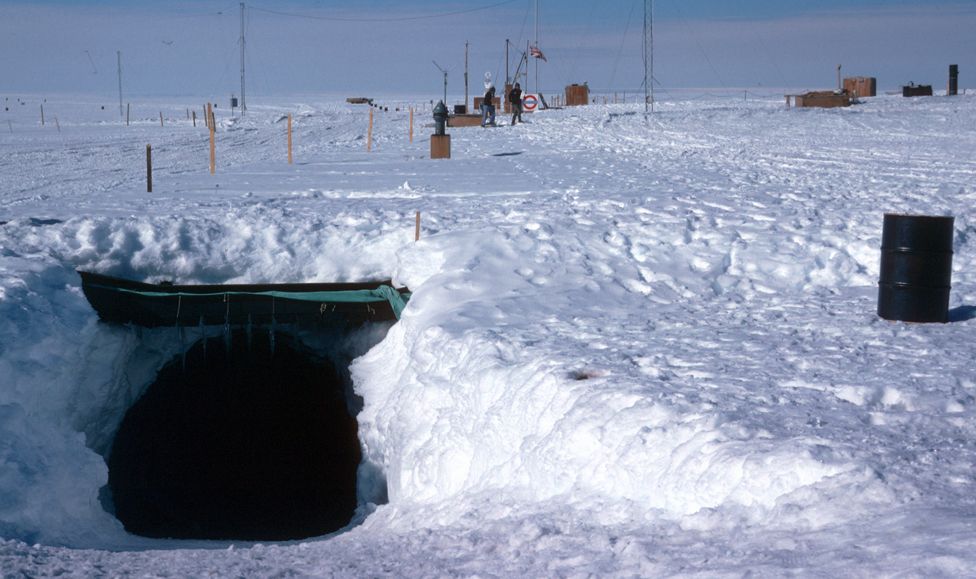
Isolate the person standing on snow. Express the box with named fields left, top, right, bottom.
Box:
left=481, top=83, right=497, bottom=127
left=508, top=82, right=523, bottom=125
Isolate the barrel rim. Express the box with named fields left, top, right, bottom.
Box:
left=880, top=247, right=954, bottom=255
left=882, top=212, right=954, bottom=221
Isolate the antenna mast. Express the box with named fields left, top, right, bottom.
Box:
left=534, top=0, right=540, bottom=92
left=644, top=0, right=654, bottom=115
left=240, top=2, right=247, bottom=114
left=433, top=61, right=448, bottom=104
left=117, top=51, right=123, bottom=122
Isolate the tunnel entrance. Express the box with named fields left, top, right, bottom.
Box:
left=107, top=328, right=362, bottom=541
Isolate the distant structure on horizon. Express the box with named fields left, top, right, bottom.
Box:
left=903, top=83, right=933, bottom=97
left=948, top=64, right=959, bottom=96
left=844, top=77, right=877, bottom=98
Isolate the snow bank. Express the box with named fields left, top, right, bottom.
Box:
left=355, top=226, right=882, bottom=532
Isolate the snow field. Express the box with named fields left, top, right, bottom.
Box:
left=2, top=91, right=976, bottom=574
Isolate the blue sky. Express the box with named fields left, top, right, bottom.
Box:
left=1, top=1, right=974, bottom=99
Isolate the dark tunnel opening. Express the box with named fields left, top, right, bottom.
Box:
left=107, top=328, right=362, bottom=541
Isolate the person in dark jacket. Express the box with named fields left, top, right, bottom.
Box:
left=481, top=84, right=496, bottom=127
left=509, top=82, right=523, bottom=125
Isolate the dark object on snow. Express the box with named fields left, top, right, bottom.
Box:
left=431, top=101, right=451, bottom=159
left=878, top=214, right=954, bottom=323
left=949, top=65, right=959, bottom=96
left=78, top=270, right=408, bottom=327
left=433, top=101, right=448, bottom=136
left=902, top=83, right=933, bottom=97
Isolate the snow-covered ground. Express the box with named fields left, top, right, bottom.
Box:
left=2, top=90, right=976, bottom=576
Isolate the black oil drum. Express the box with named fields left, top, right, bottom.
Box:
left=878, top=213, right=954, bottom=323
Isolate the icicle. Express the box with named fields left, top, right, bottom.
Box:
left=269, top=296, right=276, bottom=355
left=199, top=315, right=207, bottom=360
left=176, top=295, right=186, bottom=371
left=223, top=293, right=231, bottom=353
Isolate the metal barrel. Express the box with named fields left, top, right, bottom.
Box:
left=878, top=213, right=954, bottom=323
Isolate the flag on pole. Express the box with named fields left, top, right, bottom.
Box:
left=530, top=44, right=547, bottom=62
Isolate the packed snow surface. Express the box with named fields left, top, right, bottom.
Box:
left=2, top=91, right=976, bottom=576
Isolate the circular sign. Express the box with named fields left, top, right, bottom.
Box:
left=522, top=94, right=539, bottom=111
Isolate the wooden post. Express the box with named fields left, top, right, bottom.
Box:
left=126, top=103, right=130, bottom=126
left=208, top=103, right=215, bottom=175
left=146, top=144, right=153, bottom=193
left=159, top=111, right=164, bottom=127
left=367, top=107, right=374, bottom=152
left=288, top=114, right=293, bottom=164
left=40, top=104, right=44, bottom=126
left=409, top=107, right=414, bottom=143
left=414, top=211, right=421, bottom=241
left=192, top=110, right=196, bottom=127
left=203, top=105, right=208, bottom=129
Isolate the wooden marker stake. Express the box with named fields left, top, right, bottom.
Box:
left=40, top=104, right=45, bottom=126
left=288, top=114, right=293, bottom=164
left=208, top=103, right=215, bottom=175
left=146, top=144, right=153, bottom=192
left=126, top=103, right=130, bottom=126
left=159, top=111, right=164, bottom=127
left=192, top=110, right=196, bottom=127
left=415, top=211, right=421, bottom=241
left=367, top=108, right=374, bottom=152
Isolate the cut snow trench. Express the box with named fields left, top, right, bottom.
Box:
left=99, top=320, right=394, bottom=542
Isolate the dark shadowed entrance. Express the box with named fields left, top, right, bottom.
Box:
left=107, top=329, right=361, bottom=541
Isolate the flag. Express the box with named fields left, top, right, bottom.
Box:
left=530, top=45, right=547, bottom=63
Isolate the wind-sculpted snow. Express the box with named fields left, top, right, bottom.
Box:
left=1, top=92, right=976, bottom=574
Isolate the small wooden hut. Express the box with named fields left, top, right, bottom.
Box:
left=565, top=84, right=590, bottom=106
left=843, top=77, right=877, bottom=98
left=787, top=91, right=853, bottom=109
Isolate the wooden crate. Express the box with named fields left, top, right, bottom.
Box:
left=790, top=91, right=852, bottom=108
left=473, top=97, right=502, bottom=110
left=447, top=114, right=483, bottom=128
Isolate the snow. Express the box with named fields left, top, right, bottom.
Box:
left=2, top=90, right=976, bottom=575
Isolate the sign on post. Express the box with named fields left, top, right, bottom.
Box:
left=522, top=94, right=541, bottom=112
